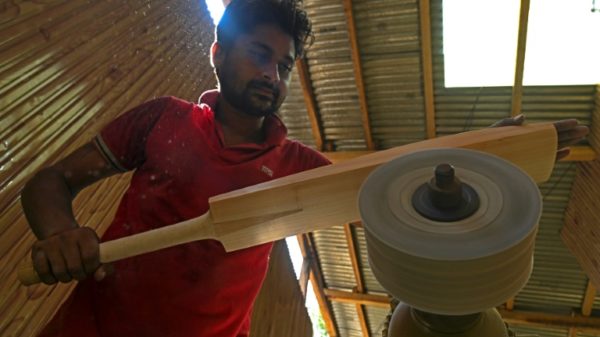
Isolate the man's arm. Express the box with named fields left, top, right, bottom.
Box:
left=21, top=141, right=121, bottom=284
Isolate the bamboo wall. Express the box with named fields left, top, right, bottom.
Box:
left=0, top=1, right=310, bottom=336
left=250, top=240, right=313, bottom=337
left=562, top=85, right=600, bottom=289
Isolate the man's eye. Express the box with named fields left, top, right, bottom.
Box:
left=278, top=63, right=292, bottom=75
left=249, top=50, right=270, bottom=64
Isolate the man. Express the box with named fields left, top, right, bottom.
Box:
left=23, top=1, right=329, bottom=336
left=21, top=1, right=589, bottom=337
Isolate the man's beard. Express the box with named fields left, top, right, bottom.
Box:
left=218, top=72, right=282, bottom=118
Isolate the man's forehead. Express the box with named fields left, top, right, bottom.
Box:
left=238, top=24, right=295, bottom=59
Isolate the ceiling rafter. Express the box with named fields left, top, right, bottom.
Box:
left=297, top=233, right=338, bottom=337
left=419, top=0, right=436, bottom=139
left=511, top=0, right=531, bottom=117
left=344, top=223, right=371, bottom=337
left=296, top=58, right=324, bottom=151
left=342, top=0, right=375, bottom=150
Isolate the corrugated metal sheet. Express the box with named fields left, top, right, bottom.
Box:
left=509, top=325, right=568, bottom=337
left=0, top=1, right=216, bottom=335
left=304, top=0, right=367, bottom=151
left=354, top=0, right=426, bottom=148
left=278, top=69, right=318, bottom=148
left=312, top=225, right=356, bottom=291
left=365, top=306, right=389, bottom=337
left=332, top=302, right=364, bottom=337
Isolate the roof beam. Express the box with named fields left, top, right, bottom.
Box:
left=511, top=0, right=531, bottom=117
left=498, top=309, right=600, bottom=332
left=322, top=145, right=597, bottom=164
left=342, top=0, right=375, bottom=150
left=324, top=288, right=389, bottom=308
left=419, top=0, right=436, bottom=138
left=582, top=280, right=596, bottom=317
left=344, top=223, right=371, bottom=337
left=297, top=234, right=338, bottom=337
left=324, top=289, right=600, bottom=331
left=296, top=58, right=324, bottom=151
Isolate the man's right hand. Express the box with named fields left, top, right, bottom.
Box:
left=31, top=227, right=110, bottom=284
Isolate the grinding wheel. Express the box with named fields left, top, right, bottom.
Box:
left=358, top=148, right=541, bottom=315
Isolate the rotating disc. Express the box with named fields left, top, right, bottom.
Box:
left=358, top=148, right=541, bottom=315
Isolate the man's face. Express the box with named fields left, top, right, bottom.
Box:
left=214, top=24, right=296, bottom=117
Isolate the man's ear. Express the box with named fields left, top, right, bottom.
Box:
left=210, top=41, right=225, bottom=69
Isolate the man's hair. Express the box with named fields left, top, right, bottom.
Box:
left=215, top=0, right=313, bottom=59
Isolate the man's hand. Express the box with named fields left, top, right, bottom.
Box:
left=31, top=227, right=112, bottom=284
left=554, top=119, right=590, bottom=160
left=491, top=115, right=589, bottom=161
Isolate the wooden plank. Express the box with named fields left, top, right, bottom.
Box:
left=582, top=280, right=596, bottom=317
left=298, top=234, right=338, bottom=337
left=296, top=58, right=323, bottom=151
left=342, top=0, right=374, bottom=150
left=511, top=0, right=531, bottom=117
left=344, top=224, right=370, bottom=337
left=19, top=123, right=559, bottom=285
left=419, top=0, right=436, bottom=139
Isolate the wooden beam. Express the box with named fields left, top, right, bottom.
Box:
left=297, top=234, right=338, bottom=337
left=344, top=224, right=370, bottom=337
left=342, top=0, right=375, bottom=150
left=569, top=328, right=578, bottom=337
left=323, top=145, right=596, bottom=164
left=419, top=0, right=436, bottom=139
left=499, top=308, right=600, bottom=332
left=296, top=58, right=324, bottom=151
left=324, top=289, right=600, bottom=332
left=324, top=288, right=390, bottom=308
left=582, top=280, right=596, bottom=317
left=506, top=297, right=515, bottom=311
left=299, top=257, right=311, bottom=300
left=511, top=0, right=531, bottom=117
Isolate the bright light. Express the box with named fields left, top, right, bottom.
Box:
left=443, top=0, right=600, bottom=87
left=205, top=0, right=225, bottom=25
left=285, top=236, right=329, bottom=337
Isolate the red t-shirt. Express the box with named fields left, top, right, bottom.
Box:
left=39, top=91, right=330, bottom=337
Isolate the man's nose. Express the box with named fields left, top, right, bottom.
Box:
left=262, top=62, right=280, bottom=83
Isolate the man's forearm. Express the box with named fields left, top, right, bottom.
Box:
left=21, top=168, right=79, bottom=239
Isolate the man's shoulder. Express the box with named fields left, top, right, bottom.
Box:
left=281, top=139, right=331, bottom=168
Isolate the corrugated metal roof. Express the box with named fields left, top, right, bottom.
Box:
left=354, top=0, right=426, bottom=147
left=304, top=0, right=367, bottom=151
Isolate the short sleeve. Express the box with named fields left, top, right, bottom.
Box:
left=94, top=96, right=172, bottom=171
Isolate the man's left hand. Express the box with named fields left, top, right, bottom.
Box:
left=491, top=114, right=590, bottom=161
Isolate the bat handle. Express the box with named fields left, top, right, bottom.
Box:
left=18, top=211, right=215, bottom=286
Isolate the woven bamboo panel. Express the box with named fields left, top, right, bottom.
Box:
left=563, top=85, right=600, bottom=290
left=563, top=159, right=600, bottom=290
left=0, top=0, right=217, bottom=335
left=589, top=85, right=600, bottom=151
